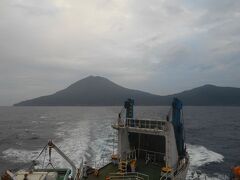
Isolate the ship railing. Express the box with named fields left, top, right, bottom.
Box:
left=137, top=148, right=165, bottom=164
left=126, top=149, right=137, bottom=160
left=124, top=148, right=165, bottom=165
left=90, top=156, right=111, bottom=170
left=160, top=171, right=174, bottom=180
left=173, top=154, right=189, bottom=176
left=125, top=118, right=166, bottom=131
left=109, top=172, right=149, bottom=180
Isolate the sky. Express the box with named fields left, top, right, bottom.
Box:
left=0, top=0, right=240, bottom=105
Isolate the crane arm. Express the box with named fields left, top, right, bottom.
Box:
left=48, top=141, right=77, bottom=178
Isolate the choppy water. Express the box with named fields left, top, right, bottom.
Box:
left=0, top=106, right=240, bottom=179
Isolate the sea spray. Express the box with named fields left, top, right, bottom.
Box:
left=187, top=144, right=225, bottom=179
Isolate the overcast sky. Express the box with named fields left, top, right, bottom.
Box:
left=1, top=0, right=240, bottom=105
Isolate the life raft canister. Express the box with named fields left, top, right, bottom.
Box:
left=232, top=166, right=240, bottom=177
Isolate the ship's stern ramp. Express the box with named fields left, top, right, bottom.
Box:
left=112, top=118, right=179, bottom=169
left=128, top=132, right=165, bottom=163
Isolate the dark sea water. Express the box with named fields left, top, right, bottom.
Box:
left=0, top=106, right=239, bottom=179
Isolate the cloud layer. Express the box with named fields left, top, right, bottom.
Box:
left=1, top=0, right=240, bottom=105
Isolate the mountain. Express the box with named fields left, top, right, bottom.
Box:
left=14, top=76, right=240, bottom=106
left=171, top=84, right=240, bottom=106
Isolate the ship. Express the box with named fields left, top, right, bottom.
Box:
left=1, top=98, right=189, bottom=180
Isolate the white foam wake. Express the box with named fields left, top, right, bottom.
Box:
left=2, top=148, right=40, bottom=163
left=2, top=120, right=91, bottom=169
left=187, top=144, right=224, bottom=168
left=2, top=124, right=226, bottom=179
left=187, top=144, right=225, bottom=179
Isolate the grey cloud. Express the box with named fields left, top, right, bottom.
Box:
left=0, top=0, right=240, bottom=105
left=10, top=0, right=70, bottom=15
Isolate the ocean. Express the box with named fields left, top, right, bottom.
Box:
left=0, top=106, right=239, bottom=179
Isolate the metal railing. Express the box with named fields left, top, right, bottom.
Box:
left=109, top=172, right=149, bottom=180
left=125, top=118, right=166, bottom=130
left=91, top=156, right=111, bottom=169
left=137, top=148, right=165, bottom=163
left=122, top=148, right=165, bottom=163
left=173, top=155, right=189, bottom=177
left=126, top=149, right=136, bottom=160
left=160, top=171, right=173, bottom=180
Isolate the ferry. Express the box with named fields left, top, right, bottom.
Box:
left=1, top=98, right=189, bottom=180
